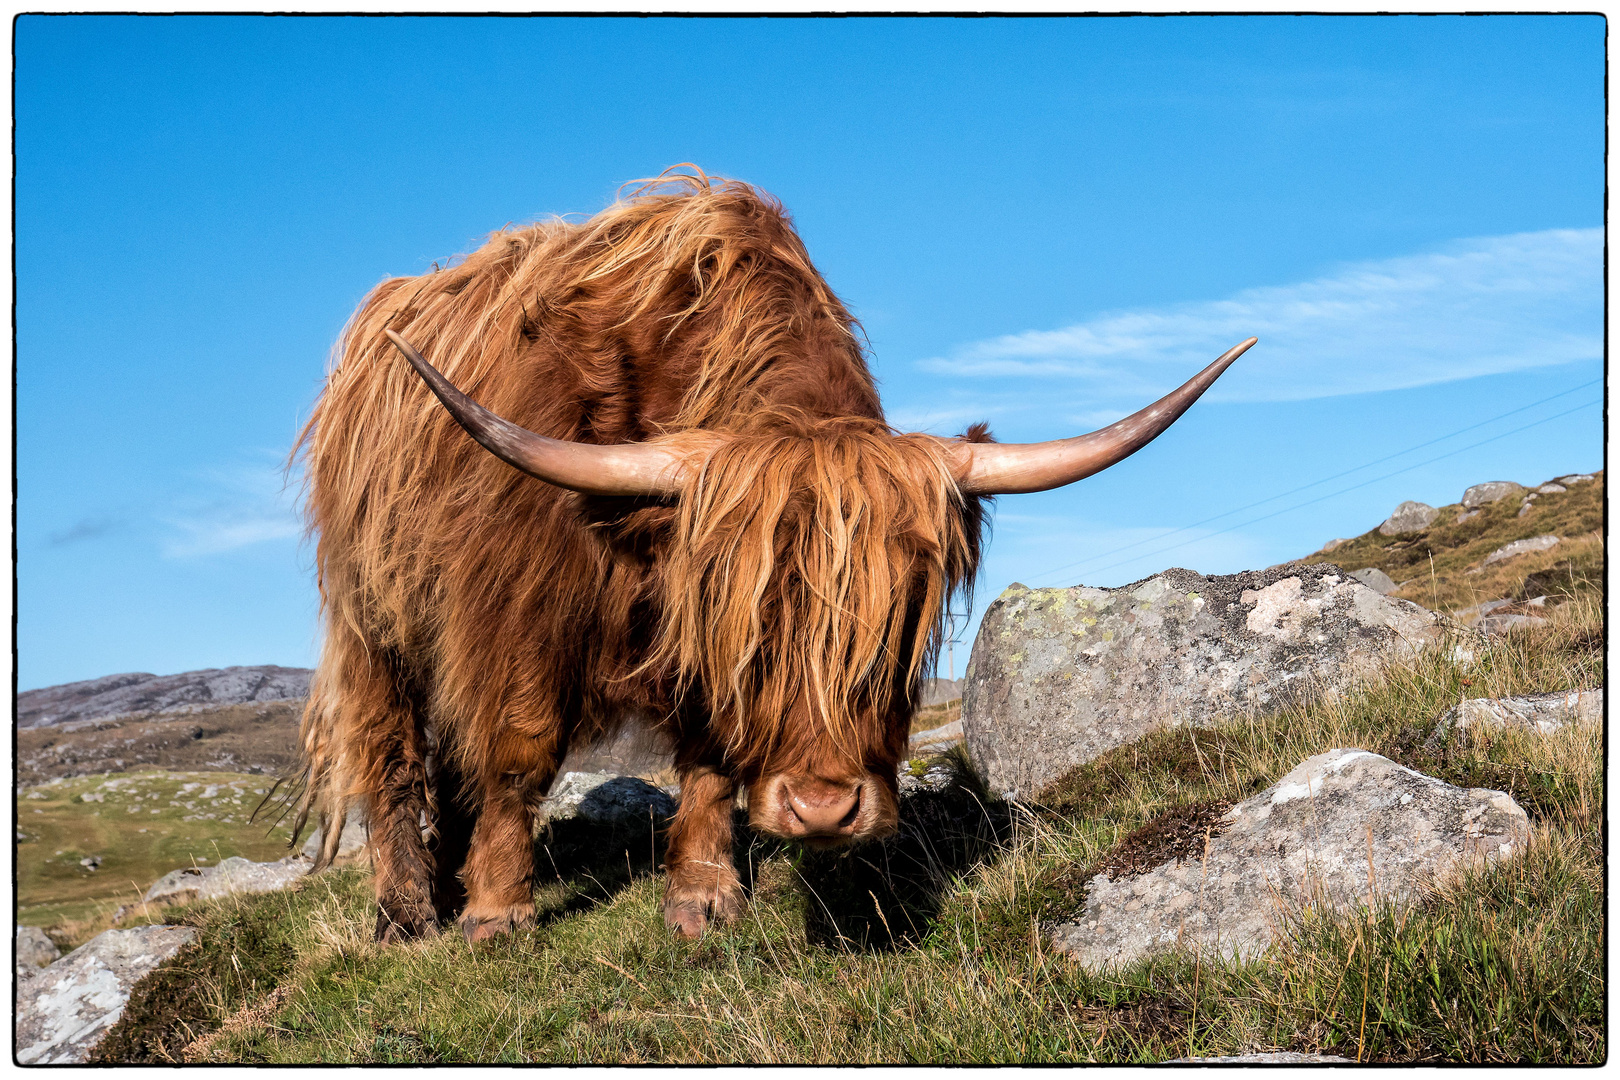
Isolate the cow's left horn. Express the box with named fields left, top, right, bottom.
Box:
left=946, top=337, right=1256, bottom=496
left=385, top=330, right=689, bottom=497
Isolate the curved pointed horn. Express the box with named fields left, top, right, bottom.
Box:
left=384, top=330, right=688, bottom=497
left=949, top=337, right=1256, bottom=496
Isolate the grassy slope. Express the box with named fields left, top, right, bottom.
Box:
left=1299, top=472, right=1603, bottom=616
left=18, top=770, right=302, bottom=936
left=100, top=597, right=1603, bottom=1064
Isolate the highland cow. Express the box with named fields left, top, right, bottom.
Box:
left=293, top=168, right=1253, bottom=943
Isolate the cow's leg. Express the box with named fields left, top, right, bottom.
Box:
left=459, top=728, right=562, bottom=944
left=325, top=635, right=440, bottom=944
left=662, top=763, right=745, bottom=938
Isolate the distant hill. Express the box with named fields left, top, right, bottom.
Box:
left=17, top=666, right=313, bottom=730
left=1301, top=471, right=1603, bottom=617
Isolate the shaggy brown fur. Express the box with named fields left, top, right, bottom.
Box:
left=294, top=168, right=987, bottom=941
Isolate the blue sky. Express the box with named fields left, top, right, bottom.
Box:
left=17, top=14, right=1604, bottom=691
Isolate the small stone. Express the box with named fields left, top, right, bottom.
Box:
left=1461, top=481, right=1526, bottom=508
left=1318, top=538, right=1350, bottom=554
left=1476, top=612, right=1548, bottom=635
left=1348, top=567, right=1398, bottom=595
left=1456, top=508, right=1481, bottom=525
left=1536, top=483, right=1567, bottom=494
left=1553, top=473, right=1595, bottom=485
left=78, top=856, right=101, bottom=871
left=1482, top=535, right=1560, bottom=567
left=1437, top=689, right=1601, bottom=738
left=1377, top=501, right=1438, bottom=536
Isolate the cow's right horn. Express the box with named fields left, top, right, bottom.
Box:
left=946, top=337, right=1256, bottom=496
left=385, top=330, right=689, bottom=497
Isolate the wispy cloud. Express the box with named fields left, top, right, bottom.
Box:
left=49, top=515, right=127, bottom=548
left=160, top=457, right=302, bottom=559
left=919, top=228, right=1600, bottom=404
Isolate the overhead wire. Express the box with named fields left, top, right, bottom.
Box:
left=1023, top=376, right=1601, bottom=584
left=1032, top=394, right=1602, bottom=588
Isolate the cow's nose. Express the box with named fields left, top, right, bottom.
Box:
left=784, top=778, right=862, bottom=837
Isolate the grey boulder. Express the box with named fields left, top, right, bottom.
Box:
left=544, top=772, right=676, bottom=828
left=1348, top=567, right=1398, bottom=595
left=1377, top=501, right=1437, bottom=536
left=962, top=564, right=1441, bottom=798
left=1049, top=750, right=1528, bottom=970
left=1482, top=535, right=1559, bottom=567
left=143, top=855, right=310, bottom=907
left=15, top=925, right=198, bottom=1064
left=1437, top=688, right=1602, bottom=738
left=16, top=926, right=61, bottom=970
left=1461, top=481, right=1526, bottom=508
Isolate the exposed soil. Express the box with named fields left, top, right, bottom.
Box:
left=1093, top=800, right=1234, bottom=882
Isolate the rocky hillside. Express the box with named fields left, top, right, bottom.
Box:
left=18, top=666, right=313, bottom=730
left=1302, top=471, right=1602, bottom=622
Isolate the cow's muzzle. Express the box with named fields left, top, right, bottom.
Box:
left=751, top=773, right=898, bottom=849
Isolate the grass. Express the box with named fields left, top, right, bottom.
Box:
left=16, top=770, right=302, bottom=940
left=90, top=594, right=1602, bottom=1064
left=1301, top=471, right=1603, bottom=616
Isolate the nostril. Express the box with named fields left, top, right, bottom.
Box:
left=837, top=788, right=861, bottom=831
left=784, top=781, right=861, bottom=836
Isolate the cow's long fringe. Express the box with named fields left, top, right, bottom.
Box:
left=288, top=165, right=985, bottom=848
left=653, top=409, right=982, bottom=769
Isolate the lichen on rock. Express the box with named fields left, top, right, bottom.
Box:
left=962, top=563, right=1443, bottom=798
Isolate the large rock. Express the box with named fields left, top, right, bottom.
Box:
left=1437, top=688, right=1601, bottom=738
left=15, top=925, right=198, bottom=1064
left=962, top=564, right=1442, bottom=798
left=555, top=719, right=673, bottom=776
left=1377, top=501, right=1437, bottom=536
left=543, top=772, right=676, bottom=828
left=17, top=666, right=312, bottom=729
left=1461, top=481, right=1525, bottom=508
left=143, top=855, right=310, bottom=907
left=1050, top=750, right=1528, bottom=970
left=1482, top=535, right=1559, bottom=566
left=16, top=926, right=61, bottom=970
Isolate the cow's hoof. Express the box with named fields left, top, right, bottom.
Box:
left=460, top=905, right=536, bottom=945
left=662, top=880, right=745, bottom=939
left=374, top=907, right=436, bottom=944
